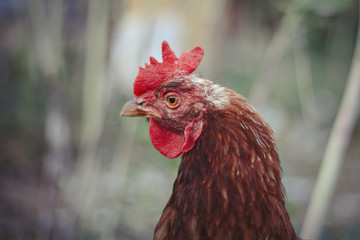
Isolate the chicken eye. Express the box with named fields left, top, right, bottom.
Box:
left=165, top=94, right=180, bottom=108
left=168, top=96, right=178, bottom=105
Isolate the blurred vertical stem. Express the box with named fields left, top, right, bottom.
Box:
left=249, top=7, right=302, bottom=108
left=293, top=32, right=318, bottom=126
left=72, top=0, right=109, bottom=229
left=27, top=0, right=68, bottom=239
left=81, top=0, right=109, bottom=150
left=301, top=4, right=360, bottom=240
left=28, top=0, right=63, bottom=76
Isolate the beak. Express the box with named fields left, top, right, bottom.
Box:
left=120, top=98, right=162, bottom=118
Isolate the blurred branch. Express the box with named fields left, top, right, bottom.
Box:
left=27, top=0, right=63, bottom=76
left=80, top=0, right=109, bottom=149
left=301, top=3, right=360, bottom=239
left=249, top=6, right=302, bottom=109
left=27, top=0, right=72, bottom=240
left=63, top=0, right=110, bottom=236
left=293, top=32, right=318, bottom=126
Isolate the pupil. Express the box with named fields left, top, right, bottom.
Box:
left=169, top=96, right=176, bottom=104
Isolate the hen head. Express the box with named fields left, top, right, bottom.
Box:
left=121, top=41, right=228, bottom=158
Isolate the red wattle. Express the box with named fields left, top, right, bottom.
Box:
left=149, top=119, right=184, bottom=159
left=149, top=118, right=204, bottom=159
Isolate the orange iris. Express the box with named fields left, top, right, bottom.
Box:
left=166, top=95, right=179, bottom=107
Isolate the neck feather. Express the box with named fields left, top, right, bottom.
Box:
left=154, top=95, right=297, bottom=240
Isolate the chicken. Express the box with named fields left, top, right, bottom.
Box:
left=120, top=41, right=298, bottom=240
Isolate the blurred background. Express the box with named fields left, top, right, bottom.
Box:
left=0, top=0, right=359, bottom=239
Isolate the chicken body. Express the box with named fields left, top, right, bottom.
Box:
left=121, top=42, right=298, bottom=240
left=154, top=77, right=297, bottom=240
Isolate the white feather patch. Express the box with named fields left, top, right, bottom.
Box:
left=190, top=76, right=230, bottom=108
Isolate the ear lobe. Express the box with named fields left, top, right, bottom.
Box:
left=182, top=119, right=204, bottom=154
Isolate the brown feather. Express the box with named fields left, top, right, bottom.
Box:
left=154, top=89, right=298, bottom=240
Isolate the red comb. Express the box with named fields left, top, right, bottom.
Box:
left=134, top=41, right=204, bottom=97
